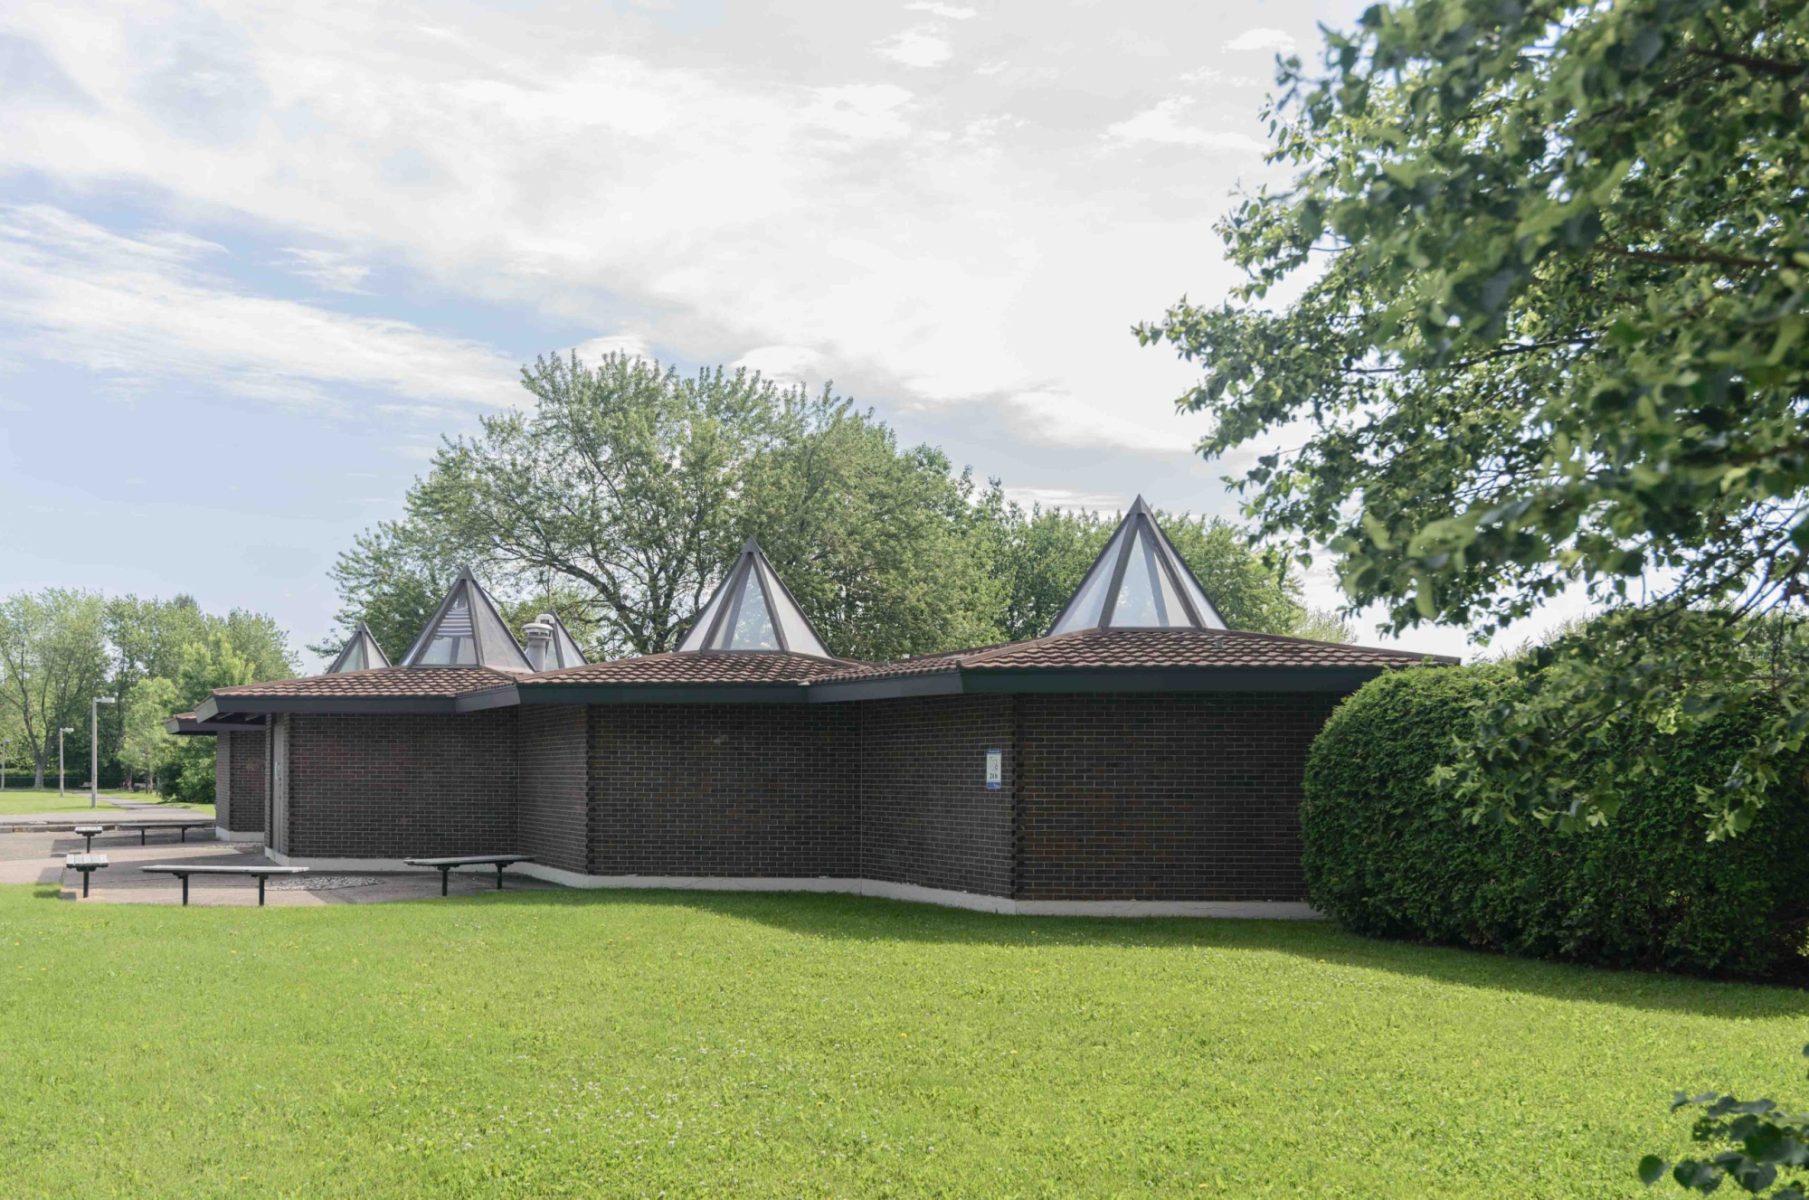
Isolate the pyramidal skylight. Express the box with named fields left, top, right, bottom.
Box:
left=677, top=539, right=832, bottom=658
left=325, top=622, right=391, bottom=674
left=1047, top=497, right=1227, bottom=636
left=401, top=567, right=534, bottom=671
left=545, top=611, right=588, bottom=669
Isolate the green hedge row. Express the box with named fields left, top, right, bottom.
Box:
left=1301, top=666, right=1809, bottom=978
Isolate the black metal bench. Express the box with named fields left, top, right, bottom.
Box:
left=73, top=825, right=104, bottom=853
left=404, top=854, right=532, bottom=896
left=65, top=853, right=108, bottom=897
left=116, top=820, right=213, bottom=846
left=140, top=864, right=307, bottom=906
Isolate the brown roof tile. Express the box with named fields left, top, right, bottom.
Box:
left=814, top=628, right=1456, bottom=682
left=211, top=666, right=520, bottom=700
left=521, top=651, right=860, bottom=687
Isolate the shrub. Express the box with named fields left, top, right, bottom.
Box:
left=1302, top=667, right=1809, bottom=978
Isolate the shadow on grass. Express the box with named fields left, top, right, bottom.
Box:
left=454, top=885, right=1809, bottom=1019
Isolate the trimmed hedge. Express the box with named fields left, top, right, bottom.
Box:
left=1302, top=666, right=1809, bottom=978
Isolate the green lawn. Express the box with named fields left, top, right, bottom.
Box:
left=2, top=886, right=1803, bottom=1198
left=0, top=788, right=212, bottom=819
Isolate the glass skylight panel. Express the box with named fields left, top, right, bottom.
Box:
left=760, top=561, right=831, bottom=658
left=678, top=583, right=731, bottom=653
left=1110, top=530, right=1167, bottom=626
left=1050, top=526, right=1124, bottom=635
left=727, top=576, right=780, bottom=649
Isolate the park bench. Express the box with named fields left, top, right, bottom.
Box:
left=65, top=853, right=108, bottom=898
left=140, top=864, right=307, bottom=907
left=73, top=825, right=104, bottom=853
left=115, top=820, right=212, bottom=846
left=403, top=854, right=532, bottom=896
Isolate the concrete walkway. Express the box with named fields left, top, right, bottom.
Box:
left=1, top=827, right=559, bottom=906
left=0, top=792, right=214, bottom=832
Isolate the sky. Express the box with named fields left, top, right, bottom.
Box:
left=0, top=0, right=1578, bottom=665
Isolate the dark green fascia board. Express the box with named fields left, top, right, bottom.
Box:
left=196, top=687, right=521, bottom=720
left=957, top=667, right=1389, bottom=695
left=804, top=672, right=964, bottom=703
left=518, top=682, right=811, bottom=705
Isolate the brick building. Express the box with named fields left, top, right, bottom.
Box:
left=186, top=501, right=1452, bottom=915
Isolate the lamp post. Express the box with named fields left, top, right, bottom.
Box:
left=58, top=727, right=75, bottom=798
left=0, top=737, right=8, bottom=791
left=90, top=695, right=116, bottom=809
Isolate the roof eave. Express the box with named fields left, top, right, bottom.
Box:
left=519, top=681, right=812, bottom=705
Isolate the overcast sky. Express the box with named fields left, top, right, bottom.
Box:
left=1, top=0, right=1567, bottom=663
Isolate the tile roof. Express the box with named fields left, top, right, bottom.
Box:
left=814, top=628, right=1456, bottom=682
left=211, top=666, right=521, bottom=699
left=521, top=651, right=860, bottom=687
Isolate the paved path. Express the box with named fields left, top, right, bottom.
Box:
left=0, top=794, right=213, bottom=832
left=1, top=828, right=558, bottom=906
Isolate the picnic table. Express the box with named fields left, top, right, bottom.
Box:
left=116, top=820, right=212, bottom=846
left=73, top=825, right=104, bottom=853
left=403, top=854, right=532, bottom=896
left=65, top=853, right=108, bottom=897
left=140, top=864, right=307, bottom=906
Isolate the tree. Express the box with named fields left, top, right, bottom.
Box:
left=327, top=354, right=1017, bottom=661
left=119, top=676, right=182, bottom=795
left=1139, top=0, right=1809, bottom=833
left=0, top=590, right=108, bottom=787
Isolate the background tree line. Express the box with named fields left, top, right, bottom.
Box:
left=0, top=592, right=292, bottom=802
left=321, top=352, right=1348, bottom=664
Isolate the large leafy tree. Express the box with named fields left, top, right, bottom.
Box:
left=330, top=354, right=1012, bottom=661
left=0, top=590, right=108, bottom=787
left=1140, top=0, right=1809, bottom=833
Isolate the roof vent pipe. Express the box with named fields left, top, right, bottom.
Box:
left=523, top=617, right=554, bottom=672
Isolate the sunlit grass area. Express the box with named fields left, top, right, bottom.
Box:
left=0, top=788, right=212, bottom=819
left=2, top=885, right=1802, bottom=1198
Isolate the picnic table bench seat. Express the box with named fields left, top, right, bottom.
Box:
left=65, top=853, right=108, bottom=897
left=116, top=820, right=213, bottom=846
left=140, top=863, right=306, bottom=906
left=73, top=825, right=104, bottom=853
left=403, top=854, right=533, bottom=895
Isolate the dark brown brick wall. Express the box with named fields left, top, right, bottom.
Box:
left=857, top=695, right=1014, bottom=897
left=1015, top=692, right=1344, bottom=901
left=221, top=730, right=266, bottom=833
left=588, top=704, right=857, bottom=877
left=518, top=706, right=587, bottom=873
left=283, top=710, right=517, bottom=858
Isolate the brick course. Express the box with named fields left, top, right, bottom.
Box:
left=282, top=710, right=517, bottom=858
left=1015, top=692, right=1343, bottom=902
left=518, top=705, right=587, bottom=873
left=219, top=729, right=267, bottom=834
left=587, top=704, right=857, bottom=878
left=857, top=695, right=1014, bottom=897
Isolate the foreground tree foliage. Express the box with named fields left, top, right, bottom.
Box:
left=1640, top=1046, right=1809, bottom=1197
left=1141, top=0, right=1809, bottom=832
left=328, top=353, right=1342, bottom=661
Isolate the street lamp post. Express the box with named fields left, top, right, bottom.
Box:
left=90, top=695, right=116, bottom=809
left=58, top=727, right=75, bottom=798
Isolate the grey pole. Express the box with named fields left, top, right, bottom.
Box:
left=58, top=727, right=74, bottom=798
left=90, top=696, right=116, bottom=808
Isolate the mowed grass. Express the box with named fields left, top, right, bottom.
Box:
left=0, top=789, right=212, bottom=818
left=2, top=886, right=1804, bottom=1198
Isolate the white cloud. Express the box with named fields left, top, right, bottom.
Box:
left=732, top=344, right=824, bottom=386
left=875, top=26, right=953, bottom=68
left=277, top=246, right=372, bottom=293
left=571, top=333, right=657, bottom=365
left=905, top=2, right=977, bottom=18
left=0, top=204, right=516, bottom=413
left=0, top=0, right=1295, bottom=462
left=999, top=485, right=1126, bottom=513
left=1103, top=97, right=1269, bottom=152
left=1223, top=27, right=1297, bottom=53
